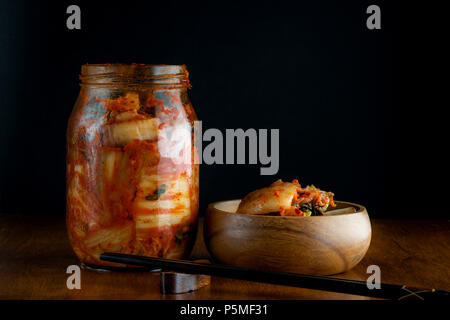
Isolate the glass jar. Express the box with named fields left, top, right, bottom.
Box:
left=66, top=64, right=199, bottom=268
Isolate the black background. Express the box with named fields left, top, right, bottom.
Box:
left=0, top=1, right=446, bottom=218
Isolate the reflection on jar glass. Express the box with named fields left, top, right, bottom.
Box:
left=66, top=64, right=199, bottom=268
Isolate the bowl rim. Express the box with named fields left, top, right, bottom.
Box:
left=207, top=199, right=367, bottom=219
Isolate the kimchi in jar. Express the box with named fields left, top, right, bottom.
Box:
left=66, top=64, right=199, bottom=268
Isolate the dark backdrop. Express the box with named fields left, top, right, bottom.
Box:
left=0, top=1, right=446, bottom=218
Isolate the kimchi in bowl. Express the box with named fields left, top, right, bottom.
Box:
left=204, top=200, right=371, bottom=275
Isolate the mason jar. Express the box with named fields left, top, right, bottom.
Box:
left=66, top=64, right=199, bottom=268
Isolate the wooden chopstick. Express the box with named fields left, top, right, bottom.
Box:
left=100, top=252, right=449, bottom=300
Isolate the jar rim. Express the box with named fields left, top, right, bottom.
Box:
left=79, top=63, right=191, bottom=88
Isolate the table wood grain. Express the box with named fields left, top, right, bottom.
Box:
left=0, top=215, right=448, bottom=300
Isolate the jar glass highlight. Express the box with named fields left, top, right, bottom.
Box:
left=66, top=64, right=199, bottom=267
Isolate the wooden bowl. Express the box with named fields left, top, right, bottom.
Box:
left=204, top=200, right=371, bottom=275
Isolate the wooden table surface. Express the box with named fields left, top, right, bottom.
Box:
left=0, top=215, right=449, bottom=300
